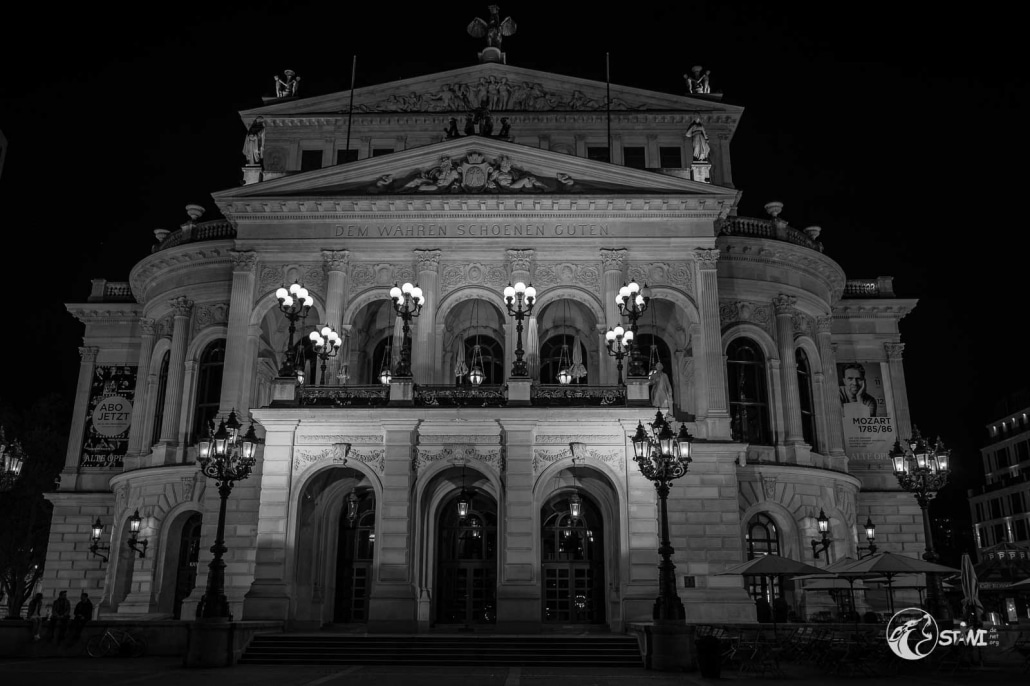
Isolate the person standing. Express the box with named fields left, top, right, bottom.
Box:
left=50, top=590, right=71, bottom=642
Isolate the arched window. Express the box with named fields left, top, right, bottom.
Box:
left=150, top=350, right=170, bottom=446
left=727, top=338, right=771, bottom=444
left=796, top=348, right=818, bottom=450
left=191, top=340, right=225, bottom=443
left=539, top=334, right=588, bottom=384
left=745, top=513, right=781, bottom=610
left=462, top=335, right=504, bottom=385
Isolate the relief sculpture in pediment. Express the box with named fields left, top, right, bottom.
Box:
left=382, top=151, right=560, bottom=194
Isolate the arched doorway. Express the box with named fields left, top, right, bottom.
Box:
left=334, top=489, right=376, bottom=623
left=436, top=491, right=497, bottom=626
left=541, top=493, right=605, bottom=624
left=172, top=512, right=203, bottom=619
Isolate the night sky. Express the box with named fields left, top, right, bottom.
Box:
left=2, top=2, right=1027, bottom=532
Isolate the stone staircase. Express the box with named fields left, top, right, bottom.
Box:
left=239, top=633, right=643, bottom=667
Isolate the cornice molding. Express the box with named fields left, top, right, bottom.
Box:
left=66, top=303, right=142, bottom=324
left=717, top=238, right=846, bottom=303
left=832, top=300, right=918, bottom=320
left=130, top=246, right=233, bottom=304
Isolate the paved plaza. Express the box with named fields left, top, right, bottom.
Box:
left=1, top=653, right=1028, bottom=686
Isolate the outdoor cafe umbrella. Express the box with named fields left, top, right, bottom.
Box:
left=793, top=556, right=876, bottom=622
left=719, top=554, right=827, bottom=633
left=834, top=552, right=959, bottom=615
left=961, top=552, right=984, bottom=622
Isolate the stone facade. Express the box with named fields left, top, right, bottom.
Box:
left=46, top=59, right=924, bottom=631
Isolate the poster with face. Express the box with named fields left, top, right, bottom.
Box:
left=836, top=361, right=895, bottom=459
left=80, top=365, right=137, bottom=469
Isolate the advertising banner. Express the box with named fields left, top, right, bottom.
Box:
left=80, top=365, right=137, bottom=469
left=836, top=361, right=895, bottom=460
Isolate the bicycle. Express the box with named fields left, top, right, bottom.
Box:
left=85, top=627, right=148, bottom=657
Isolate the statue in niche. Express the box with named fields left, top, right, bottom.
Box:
left=684, top=65, right=711, bottom=94
left=467, top=5, right=517, bottom=49
left=242, top=117, right=265, bottom=166
left=444, top=117, right=460, bottom=139
left=685, top=118, right=711, bottom=162
left=274, top=70, right=300, bottom=98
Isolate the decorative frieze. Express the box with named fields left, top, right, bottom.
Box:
left=536, top=434, right=622, bottom=444
left=193, top=303, right=229, bottom=334
left=719, top=300, right=773, bottom=332
left=293, top=443, right=385, bottom=474
left=258, top=263, right=327, bottom=294
left=412, top=444, right=505, bottom=475
left=349, top=262, right=417, bottom=290
left=791, top=311, right=813, bottom=337
left=440, top=262, right=508, bottom=292
left=627, top=262, right=693, bottom=293
left=296, top=434, right=383, bottom=445
left=532, top=446, right=623, bottom=474
left=533, top=262, right=600, bottom=289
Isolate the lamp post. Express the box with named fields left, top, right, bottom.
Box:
left=275, top=282, right=313, bottom=377
left=616, top=280, right=650, bottom=377
left=631, top=410, right=693, bottom=622
left=503, top=282, right=536, bottom=377
left=857, top=517, right=878, bottom=559
left=195, top=409, right=258, bottom=620
left=811, top=509, right=832, bottom=563
left=0, top=427, right=25, bottom=492
left=890, top=426, right=952, bottom=620
left=309, top=324, right=342, bottom=385
left=389, top=282, right=424, bottom=378
left=126, top=509, right=148, bottom=558
left=604, top=325, right=634, bottom=384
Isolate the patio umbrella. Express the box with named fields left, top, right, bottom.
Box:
left=792, top=557, right=875, bottom=623
left=454, top=335, right=468, bottom=380
left=526, top=316, right=539, bottom=378
left=719, top=555, right=827, bottom=633
left=834, top=552, right=959, bottom=615
left=570, top=335, right=587, bottom=381
left=960, top=552, right=983, bottom=623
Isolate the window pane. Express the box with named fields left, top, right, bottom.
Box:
left=623, top=147, right=646, bottom=169
left=659, top=146, right=682, bottom=167
left=336, top=149, right=359, bottom=164
left=300, top=149, right=323, bottom=171
left=372, top=148, right=394, bottom=157
left=587, top=146, right=610, bottom=163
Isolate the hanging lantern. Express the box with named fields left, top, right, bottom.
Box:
left=468, top=344, right=485, bottom=385
left=379, top=366, right=392, bottom=385
left=468, top=366, right=485, bottom=386
left=557, top=367, right=572, bottom=385
left=557, top=342, right=572, bottom=385
left=457, top=490, right=471, bottom=518
left=569, top=492, right=582, bottom=519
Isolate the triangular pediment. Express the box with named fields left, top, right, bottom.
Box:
left=214, top=137, right=736, bottom=203
left=242, top=62, right=741, bottom=121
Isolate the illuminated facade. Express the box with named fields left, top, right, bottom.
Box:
left=47, top=54, right=926, bottom=631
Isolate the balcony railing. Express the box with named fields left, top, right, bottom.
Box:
left=292, top=383, right=628, bottom=408
left=298, top=384, right=390, bottom=407
left=415, top=384, right=507, bottom=407
left=531, top=384, right=627, bottom=407
left=153, top=219, right=236, bottom=253
left=718, top=216, right=823, bottom=252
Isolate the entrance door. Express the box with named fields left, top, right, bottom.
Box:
left=542, top=494, right=605, bottom=624
left=173, top=513, right=202, bottom=619
left=436, top=493, right=497, bottom=625
left=334, top=490, right=375, bottom=623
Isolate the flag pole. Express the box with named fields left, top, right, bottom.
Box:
left=345, top=55, right=357, bottom=160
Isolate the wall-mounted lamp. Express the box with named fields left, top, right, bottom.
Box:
left=127, top=509, right=148, bottom=558
left=811, top=508, right=832, bottom=563
left=857, top=517, right=878, bottom=559
left=89, top=518, right=109, bottom=562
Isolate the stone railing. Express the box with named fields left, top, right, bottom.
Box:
left=298, top=384, right=390, bottom=407
left=841, top=277, right=896, bottom=298
left=531, top=384, right=627, bottom=407
left=718, top=216, right=824, bottom=252
left=415, top=384, right=507, bottom=407
left=153, top=219, right=236, bottom=253
left=87, top=279, right=137, bottom=302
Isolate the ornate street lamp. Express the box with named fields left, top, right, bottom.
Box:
left=195, top=409, right=259, bottom=620
left=503, top=282, right=536, bottom=377
left=389, top=282, right=424, bottom=378
left=615, top=280, right=651, bottom=377
left=127, top=509, right=148, bottom=558
left=89, top=518, right=109, bottom=562
left=631, top=410, right=693, bottom=622
left=811, top=508, right=832, bottom=563
left=604, top=325, right=634, bottom=384
left=275, top=282, right=314, bottom=376
left=890, top=426, right=952, bottom=620
left=0, top=427, right=26, bottom=492
left=857, top=517, right=878, bottom=559
left=309, top=324, right=342, bottom=385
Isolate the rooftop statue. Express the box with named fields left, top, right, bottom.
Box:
left=684, top=66, right=711, bottom=95
left=274, top=70, right=300, bottom=98
left=467, top=5, right=517, bottom=50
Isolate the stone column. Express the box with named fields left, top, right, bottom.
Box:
left=126, top=318, right=156, bottom=457
left=219, top=251, right=257, bottom=415
left=63, top=346, right=99, bottom=477
left=885, top=342, right=912, bottom=440
left=322, top=250, right=350, bottom=383
left=159, top=297, right=193, bottom=445
left=241, top=416, right=300, bottom=621
left=413, top=249, right=440, bottom=384
left=239, top=324, right=261, bottom=409
left=717, top=132, right=733, bottom=187
left=505, top=249, right=534, bottom=378
left=496, top=419, right=540, bottom=632
left=646, top=133, right=659, bottom=167
left=694, top=249, right=730, bottom=438
left=368, top=419, right=419, bottom=632
left=773, top=294, right=805, bottom=444
left=816, top=316, right=846, bottom=458
left=600, top=249, right=627, bottom=385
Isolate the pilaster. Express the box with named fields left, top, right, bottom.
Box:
left=496, top=419, right=540, bottom=632
left=694, top=249, right=730, bottom=438
left=884, top=342, right=912, bottom=440
left=413, top=249, right=440, bottom=384
left=816, top=316, right=846, bottom=460
left=773, top=295, right=805, bottom=445
left=63, top=346, right=99, bottom=485
left=219, top=251, right=257, bottom=415
left=322, top=249, right=350, bottom=383
left=158, top=297, right=193, bottom=446
left=600, top=249, right=627, bottom=385
left=126, top=318, right=156, bottom=458
left=505, top=249, right=534, bottom=378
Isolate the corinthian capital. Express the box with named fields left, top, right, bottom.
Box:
left=599, top=248, right=627, bottom=272
left=816, top=315, right=834, bottom=334
left=140, top=317, right=156, bottom=336
left=79, top=346, right=99, bottom=363
left=506, top=249, right=534, bottom=273
left=414, top=249, right=442, bottom=273
left=772, top=294, right=798, bottom=315
left=321, top=249, right=350, bottom=273
left=170, top=297, right=194, bottom=317
left=694, top=248, right=720, bottom=269
left=884, top=342, right=905, bottom=360
left=229, top=250, right=258, bottom=273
